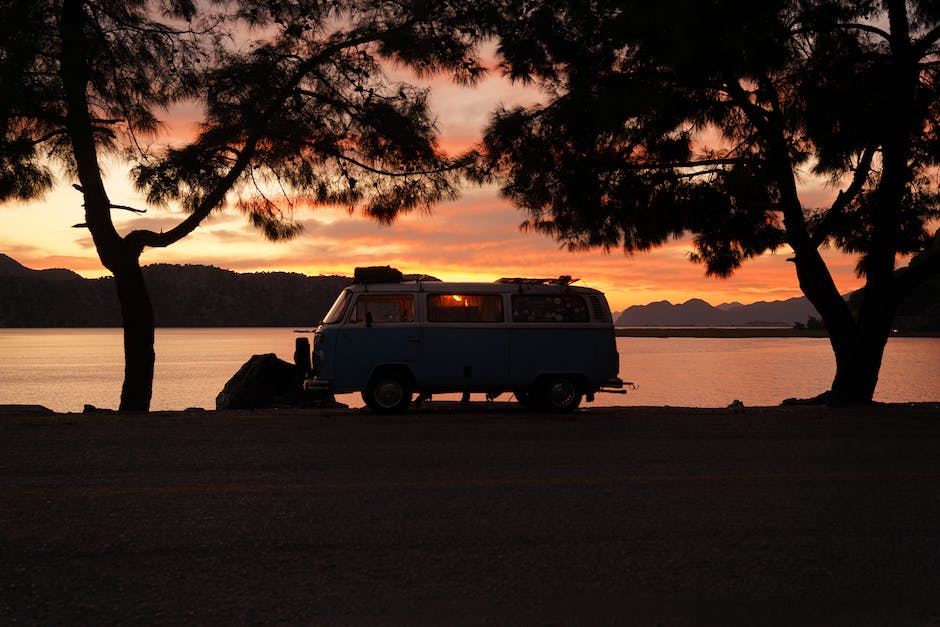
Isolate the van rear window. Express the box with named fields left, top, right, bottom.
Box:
left=350, top=294, right=415, bottom=324
left=511, top=294, right=590, bottom=323
left=428, top=294, right=503, bottom=323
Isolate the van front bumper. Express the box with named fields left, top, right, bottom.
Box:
left=597, top=378, right=632, bottom=396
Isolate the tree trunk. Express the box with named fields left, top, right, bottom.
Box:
left=114, top=260, right=155, bottom=412
left=788, top=240, right=901, bottom=406
left=59, top=0, right=157, bottom=412
left=828, top=332, right=888, bottom=405
left=824, top=288, right=898, bottom=405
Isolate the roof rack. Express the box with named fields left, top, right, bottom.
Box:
left=497, top=275, right=579, bottom=286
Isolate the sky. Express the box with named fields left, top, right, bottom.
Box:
left=0, top=56, right=868, bottom=314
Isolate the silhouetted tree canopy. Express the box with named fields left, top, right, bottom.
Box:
left=2, top=0, right=485, bottom=242
left=483, top=0, right=940, bottom=403
left=0, top=0, right=486, bottom=410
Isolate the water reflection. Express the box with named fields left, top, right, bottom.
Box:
left=0, top=329, right=937, bottom=411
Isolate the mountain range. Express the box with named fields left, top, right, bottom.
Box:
left=615, top=296, right=820, bottom=327
left=0, top=254, right=350, bottom=327
left=2, top=253, right=937, bottom=329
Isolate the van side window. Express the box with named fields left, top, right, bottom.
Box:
left=511, top=294, right=590, bottom=323
left=349, top=294, right=415, bottom=324
left=428, top=294, right=504, bottom=323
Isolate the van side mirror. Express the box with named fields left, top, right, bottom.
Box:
left=365, top=311, right=373, bottom=327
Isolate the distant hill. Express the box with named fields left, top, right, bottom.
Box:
left=617, top=279, right=939, bottom=331
left=0, top=253, right=83, bottom=282
left=0, top=254, right=350, bottom=327
left=616, top=296, right=820, bottom=327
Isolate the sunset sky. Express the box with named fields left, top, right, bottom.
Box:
left=1, top=58, right=868, bottom=313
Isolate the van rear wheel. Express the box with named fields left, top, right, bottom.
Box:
left=538, top=376, right=582, bottom=413
left=363, top=373, right=412, bottom=414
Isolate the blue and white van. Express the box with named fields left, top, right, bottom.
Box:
left=307, top=268, right=624, bottom=413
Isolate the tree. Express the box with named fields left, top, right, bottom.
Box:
left=482, top=0, right=940, bottom=404
left=0, top=0, right=484, bottom=410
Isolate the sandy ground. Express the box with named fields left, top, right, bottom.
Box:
left=2, top=401, right=938, bottom=624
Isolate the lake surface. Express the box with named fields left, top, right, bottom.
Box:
left=0, top=328, right=937, bottom=412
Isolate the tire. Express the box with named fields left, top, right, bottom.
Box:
left=537, top=376, right=582, bottom=413
left=362, top=372, right=413, bottom=414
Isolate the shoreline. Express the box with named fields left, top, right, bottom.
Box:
left=2, top=400, right=938, bottom=420
left=1, top=326, right=936, bottom=339
left=615, top=326, right=940, bottom=338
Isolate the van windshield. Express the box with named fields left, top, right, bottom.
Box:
left=349, top=294, right=415, bottom=324
left=322, top=290, right=352, bottom=324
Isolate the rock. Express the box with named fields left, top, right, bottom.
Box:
left=82, top=404, right=116, bottom=414
left=215, top=354, right=304, bottom=410
left=781, top=391, right=831, bottom=406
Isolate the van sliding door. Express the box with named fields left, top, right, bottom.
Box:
left=420, top=293, right=509, bottom=389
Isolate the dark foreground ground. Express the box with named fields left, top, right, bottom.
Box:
left=1, top=403, right=938, bottom=625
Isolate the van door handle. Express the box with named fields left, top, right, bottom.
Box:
left=407, top=337, right=421, bottom=343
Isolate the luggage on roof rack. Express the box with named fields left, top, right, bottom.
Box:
left=353, top=266, right=440, bottom=284
left=353, top=266, right=403, bottom=284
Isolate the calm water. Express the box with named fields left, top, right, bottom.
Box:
left=0, top=328, right=937, bottom=412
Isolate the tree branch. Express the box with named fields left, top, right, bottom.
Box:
left=111, top=203, right=146, bottom=213
left=810, top=145, right=877, bottom=246
left=59, top=0, right=124, bottom=270
left=126, top=139, right=259, bottom=252
left=721, top=80, right=771, bottom=133
left=792, top=21, right=891, bottom=41
left=29, top=128, right=71, bottom=146
left=629, top=157, right=741, bottom=171
left=673, top=168, right=728, bottom=179
left=833, top=22, right=892, bottom=41
left=914, top=23, right=940, bottom=57
left=332, top=151, right=472, bottom=177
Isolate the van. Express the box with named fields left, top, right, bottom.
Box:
left=307, top=267, right=624, bottom=413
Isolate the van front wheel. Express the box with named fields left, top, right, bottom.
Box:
left=363, top=373, right=412, bottom=414
left=538, top=376, right=582, bottom=413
